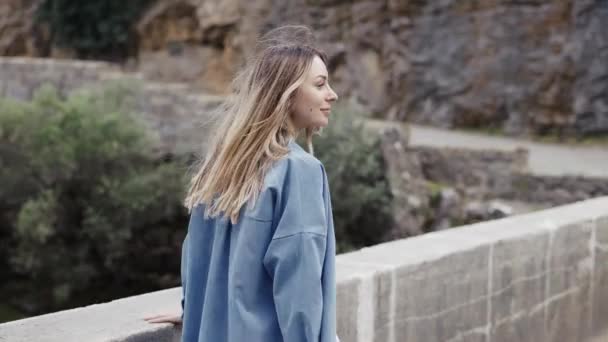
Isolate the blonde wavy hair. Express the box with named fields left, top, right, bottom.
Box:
left=184, top=25, right=328, bottom=224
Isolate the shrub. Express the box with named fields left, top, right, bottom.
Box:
left=0, top=82, right=393, bottom=316
left=303, top=104, right=394, bottom=253
left=0, top=82, right=189, bottom=315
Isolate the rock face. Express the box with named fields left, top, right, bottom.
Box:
left=0, top=0, right=44, bottom=56
left=2, top=0, right=608, bottom=137
left=134, top=0, right=243, bottom=93
left=379, top=126, right=430, bottom=239
left=130, top=0, right=608, bottom=137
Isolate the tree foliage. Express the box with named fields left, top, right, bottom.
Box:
left=0, top=83, right=394, bottom=318
left=35, top=0, right=152, bottom=60
left=0, top=82, right=189, bottom=315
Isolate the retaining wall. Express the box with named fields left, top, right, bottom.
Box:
left=0, top=57, right=222, bottom=155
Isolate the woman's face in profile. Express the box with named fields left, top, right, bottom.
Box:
left=291, top=55, right=338, bottom=130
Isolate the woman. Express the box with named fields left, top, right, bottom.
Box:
left=145, top=25, right=340, bottom=342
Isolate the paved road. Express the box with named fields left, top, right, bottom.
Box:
left=363, top=120, right=608, bottom=178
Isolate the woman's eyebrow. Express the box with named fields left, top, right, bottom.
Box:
left=316, top=75, right=327, bottom=80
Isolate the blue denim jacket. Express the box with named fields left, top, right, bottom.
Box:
left=180, top=140, right=338, bottom=342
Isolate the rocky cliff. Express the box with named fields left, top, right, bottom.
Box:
left=2, top=0, right=607, bottom=137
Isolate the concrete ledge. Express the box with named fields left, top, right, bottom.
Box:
left=0, top=289, right=182, bottom=342
left=1, top=197, right=607, bottom=342
left=336, top=196, right=608, bottom=342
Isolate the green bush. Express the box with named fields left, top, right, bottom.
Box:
left=35, top=0, right=153, bottom=60
left=0, top=82, right=393, bottom=317
left=304, top=105, right=394, bottom=253
left=0, top=82, right=189, bottom=315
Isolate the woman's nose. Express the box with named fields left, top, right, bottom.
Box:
left=328, top=86, right=338, bottom=102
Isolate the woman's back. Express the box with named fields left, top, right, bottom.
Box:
left=180, top=140, right=337, bottom=342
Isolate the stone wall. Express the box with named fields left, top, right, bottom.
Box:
left=407, top=143, right=608, bottom=207
left=407, top=144, right=608, bottom=206
left=1, top=197, right=607, bottom=341
left=409, top=145, right=529, bottom=197
left=506, top=174, right=608, bottom=206
left=378, top=126, right=608, bottom=239
left=0, top=57, right=222, bottom=155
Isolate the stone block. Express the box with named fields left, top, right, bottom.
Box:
left=391, top=246, right=489, bottom=342
left=545, top=221, right=593, bottom=342
left=592, top=215, right=608, bottom=337
left=4, top=82, right=30, bottom=101
left=337, top=277, right=360, bottom=342
left=372, top=270, right=395, bottom=342
left=336, top=259, right=388, bottom=342
left=489, top=232, right=549, bottom=342
left=336, top=258, right=402, bottom=342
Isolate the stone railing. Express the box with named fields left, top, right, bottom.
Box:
left=1, top=196, right=606, bottom=342
left=336, top=196, right=607, bottom=342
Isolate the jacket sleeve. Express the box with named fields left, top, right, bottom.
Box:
left=263, top=161, right=328, bottom=342
left=180, top=232, right=189, bottom=321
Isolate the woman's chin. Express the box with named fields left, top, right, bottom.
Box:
left=306, top=119, right=328, bottom=132
left=317, top=118, right=329, bottom=128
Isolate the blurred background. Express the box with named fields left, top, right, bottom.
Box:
left=1, top=0, right=607, bottom=324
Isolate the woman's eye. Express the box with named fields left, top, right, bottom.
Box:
left=316, top=84, right=325, bottom=88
